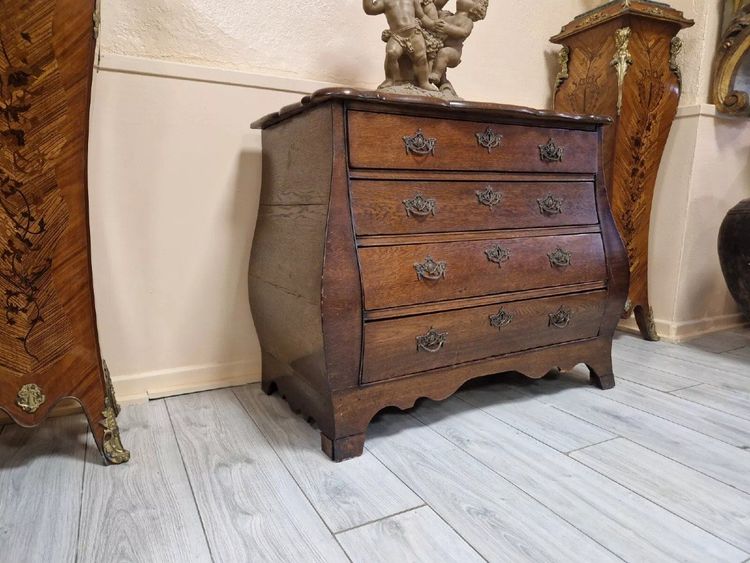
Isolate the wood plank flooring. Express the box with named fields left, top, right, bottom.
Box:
left=1, top=327, right=749, bottom=562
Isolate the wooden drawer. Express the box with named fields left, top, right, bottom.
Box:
left=362, top=291, right=606, bottom=383
left=347, top=111, right=598, bottom=173
left=359, top=233, right=606, bottom=310
left=351, top=180, right=598, bottom=235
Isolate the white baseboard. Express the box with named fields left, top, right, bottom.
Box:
left=618, top=312, right=748, bottom=342
left=112, top=360, right=261, bottom=405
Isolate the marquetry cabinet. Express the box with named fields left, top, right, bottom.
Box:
left=0, top=0, right=129, bottom=463
left=250, top=88, right=628, bottom=461
left=551, top=0, right=693, bottom=340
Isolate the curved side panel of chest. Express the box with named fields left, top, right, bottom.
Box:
left=249, top=102, right=363, bottom=435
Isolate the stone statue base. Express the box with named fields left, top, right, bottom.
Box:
left=378, top=83, right=462, bottom=101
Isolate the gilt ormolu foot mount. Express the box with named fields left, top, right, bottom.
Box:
left=551, top=0, right=694, bottom=341
left=0, top=0, right=129, bottom=464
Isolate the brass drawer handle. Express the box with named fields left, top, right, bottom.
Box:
left=476, top=127, right=503, bottom=153
left=403, top=194, right=436, bottom=217
left=548, top=248, right=573, bottom=268
left=485, top=244, right=511, bottom=267
left=538, top=193, right=564, bottom=215
left=539, top=138, right=564, bottom=162
left=489, top=307, right=513, bottom=329
left=549, top=306, right=573, bottom=329
left=476, top=186, right=503, bottom=209
left=415, top=256, right=447, bottom=281
left=403, top=129, right=437, bottom=156
left=416, top=327, right=448, bottom=353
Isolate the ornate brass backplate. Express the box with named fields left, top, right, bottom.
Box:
left=414, top=256, right=447, bottom=281
left=16, top=383, right=46, bottom=413
left=539, top=139, right=564, bottom=162
left=403, top=129, right=437, bottom=156
left=416, top=327, right=448, bottom=353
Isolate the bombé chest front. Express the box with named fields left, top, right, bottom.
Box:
left=250, top=89, right=626, bottom=461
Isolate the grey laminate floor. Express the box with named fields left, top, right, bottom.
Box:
left=2, top=328, right=750, bottom=563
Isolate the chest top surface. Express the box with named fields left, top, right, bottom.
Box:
left=251, top=88, right=611, bottom=130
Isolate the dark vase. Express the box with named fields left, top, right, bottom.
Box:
left=718, top=198, right=750, bottom=320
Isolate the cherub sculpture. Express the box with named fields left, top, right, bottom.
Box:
left=362, top=0, right=442, bottom=91
left=363, top=0, right=490, bottom=99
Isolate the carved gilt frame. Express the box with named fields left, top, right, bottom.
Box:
left=713, top=0, right=750, bottom=114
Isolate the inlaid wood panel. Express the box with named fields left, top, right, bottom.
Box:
left=0, top=0, right=127, bottom=463
left=551, top=1, right=694, bottom=340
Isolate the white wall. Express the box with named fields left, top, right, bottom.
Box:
left=91, top=1, right=748, bottom=401
left=100, top=0, right=717, bottom=106
left=102, top=0, right=608, bottom=108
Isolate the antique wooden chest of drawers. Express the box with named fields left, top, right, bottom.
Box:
left=250, top=88, right=628, bottom=461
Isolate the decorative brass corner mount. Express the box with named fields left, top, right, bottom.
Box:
left=16, top=384, right=46, bottom=414
left=554, top=46, right=570, bottom=104
left=611, top=27, right=633, bottom=115
left=101, top=361, right=130, bottom=464
left=670, top=37, right=684, bottom=88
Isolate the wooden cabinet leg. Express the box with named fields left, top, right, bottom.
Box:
left=320, top=432, right=366, bottom=462
left=587, top=357, right=615, bottom=390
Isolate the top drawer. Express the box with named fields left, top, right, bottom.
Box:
left=347, top=111, right=598, bottom=173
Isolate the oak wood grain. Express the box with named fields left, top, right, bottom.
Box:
left=336, top=506, right=484, bottom=563
left=359, top=234, right=607, bottom=310
left=251, top=91, right=626, bottom=460
left=572, top=438, right=750, bottom=554
left=367, top=411, right=621, bottom=562
left=0, top=415, right=87, bottom=563
left=672, top=384, right=750, bottom=422
left=529, top=378, right=750, bottom=494
left=612, top=346, right=750, bottom=393
left=611, top=354, right=702, bottom=391
left=615, top=332, right=750, bottom=379
left=233, top=385, right=423, bottom=533
left=364, top=281, right=607, bottom=320
left=357, top=225, right=601, bottom=247
left=77, top=401, right=211, bottom=562
left=590, top=379, right=750, bottom=448
left=413, top=394, right=747, bottom=563
left=166, top=389, right=347, bottom=562
left=347, top=110, right=598, bottom=173
left=458, top=380, right=615, bottom=452
left=363, top=291, right=606, bottom=383
left=351, top=180, right=598, bottom=235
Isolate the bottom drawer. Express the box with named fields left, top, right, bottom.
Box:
left=362, top=291, right=606, bottom=384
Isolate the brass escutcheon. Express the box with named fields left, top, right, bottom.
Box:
left=16, top=383, right=46, bottom=414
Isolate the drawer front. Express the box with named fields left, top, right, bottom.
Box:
left=348, top=111, right=598, bottom=173
left=362, top=291, right=606, bottom=383
left=359, top=233, right=606, bottom=310
left=351, top=180, right=598, bottom=235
